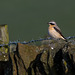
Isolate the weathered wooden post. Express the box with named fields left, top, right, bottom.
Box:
left=0, top=24, right=9, bottom=61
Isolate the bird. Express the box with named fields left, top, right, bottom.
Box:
left=48, top=21, right=67, bottom=42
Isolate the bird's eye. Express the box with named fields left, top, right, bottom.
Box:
left=50, top=23, right=55, bottom=25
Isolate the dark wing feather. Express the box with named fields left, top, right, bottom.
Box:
left=53, top=27, right=67, bottom=41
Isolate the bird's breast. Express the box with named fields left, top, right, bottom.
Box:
left=48, top=27, right=63, bottom=39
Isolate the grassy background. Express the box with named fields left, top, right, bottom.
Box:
left=0, top=0, right=75, bottom=41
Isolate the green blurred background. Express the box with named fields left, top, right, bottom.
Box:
left=0, top=0, right=75, bottom=41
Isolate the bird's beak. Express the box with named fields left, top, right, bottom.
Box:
left=47, top=22, right=50, bottom=25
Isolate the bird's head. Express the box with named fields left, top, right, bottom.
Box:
left=47, top=21, right=56, bottom=26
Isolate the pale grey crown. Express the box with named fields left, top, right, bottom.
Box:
left=48, top=21, right=56, bottom=25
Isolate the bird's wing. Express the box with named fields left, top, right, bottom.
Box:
left=53, top=27, right=66, bottom=39
left=55, top=25, right=61, bottom=31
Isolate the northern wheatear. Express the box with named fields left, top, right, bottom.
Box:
left=48, top=21, right=67, bottom=42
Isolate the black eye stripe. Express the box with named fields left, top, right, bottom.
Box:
left=50, top=23, right=55, bottom=25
